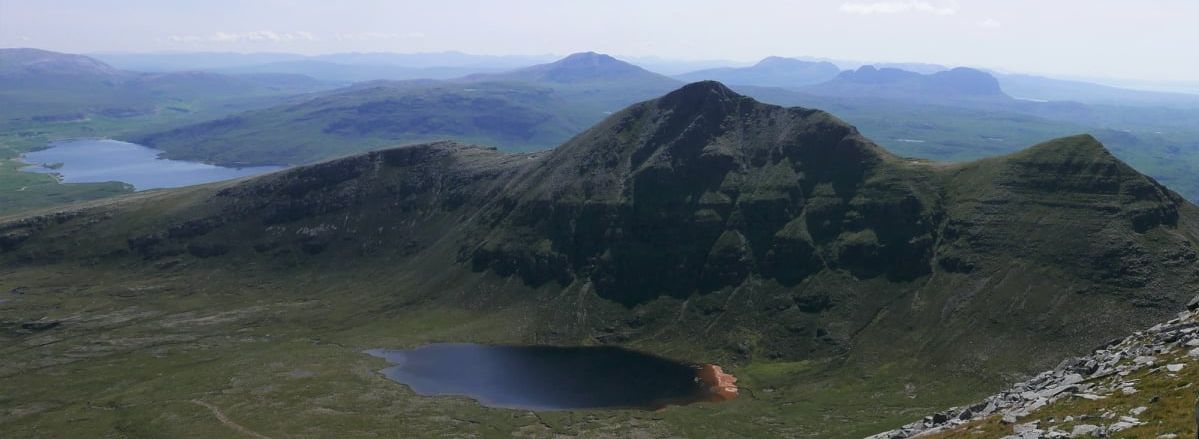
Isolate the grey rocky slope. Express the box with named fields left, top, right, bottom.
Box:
left=868, top=298, right=1199, bottom=438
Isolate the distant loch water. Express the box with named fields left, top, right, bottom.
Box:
left=20, top=139, right=283, bottom=190
left=366, top=344, right=737, bottom=411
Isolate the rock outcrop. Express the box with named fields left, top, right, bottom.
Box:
left=867, top=308, right=1199, bottom=438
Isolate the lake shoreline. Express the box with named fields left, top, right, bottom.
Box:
left=19, top=139, right=285, bottom=191
left=366, top=344, right=737, bottom=412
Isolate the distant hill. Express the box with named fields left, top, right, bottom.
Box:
left=90, top=50, right=554, bottom=72
left=134, top=81, right=593, bottom=166
left=871, top=62, right=948, bottom=74
left=995, top=72, right=1199, bottom=108
left=0, top=47, right=124, bottom=79
left=0, top=48, right=339, bottom=215
left=0, top=48, right=332, bottom=122
left=133, top=53, right=684, bottom=166
left=213, top=60, right=506, bottom=82
left=674, top=56, right=841, bottom=88
left=802, top=66, right=1012, bottom=102
left=462, top=51, right=680, bottom=87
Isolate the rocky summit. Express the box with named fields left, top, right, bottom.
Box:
left=3, top=81, right=1199, bottom=437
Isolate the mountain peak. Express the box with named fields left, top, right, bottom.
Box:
left=752, top=56, right=833, bottom=70
left=1007, top=134, right=1121, bottom=166
left=658, top=80, right=740, bottom=105
left=464, top=51, right=676, bottom=85
left=754, top=56, right=794, bottom=66
left=967, top=133, right=1184, bottom=232
left=810, top=65, right=1008, bottom=100
left=556, top=51, right=618, bottom=64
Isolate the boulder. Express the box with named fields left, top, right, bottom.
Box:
left=1188, top=294, right=1199, bottom=311
left=1109, top=421, right=1136, bottom=432
left=1070, top=424, right=1099, bottom=437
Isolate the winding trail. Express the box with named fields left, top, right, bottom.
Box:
left=190, top=399, right=271, bottom=439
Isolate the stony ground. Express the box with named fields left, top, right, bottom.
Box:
left=869, top=303, right=1199, bottom=439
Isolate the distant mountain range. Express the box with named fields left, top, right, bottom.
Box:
left=133, top=52, right=682, bottom=166
left=7, top=48, right=1199, bottom=211
left=0, top=48, right=334, bottom=123
left=462, top=52, right=679, bottom=87
left=117, top=50, right=1199, bottom=205
left=994, top=72, right=1199, bottom=108
left=673, top=56, right=840, bottom=87
left=211, top=60, right=509, bottom=82
left=90, top=50, right=556, bottom=72
left=801, top=66, right=1011, bottom=102
left=86, top=49, right=1199, bottom=109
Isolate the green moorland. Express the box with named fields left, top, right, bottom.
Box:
left=2, top=83, right=1197, bottom=437
left=0, top=262, right=990, bottom=438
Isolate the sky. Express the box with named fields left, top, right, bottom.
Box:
left=1, top=0, right=1197, bottom=82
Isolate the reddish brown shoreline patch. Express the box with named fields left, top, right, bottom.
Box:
left=697, top=364, right=738, bottom=401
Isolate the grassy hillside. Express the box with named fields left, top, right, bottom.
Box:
left=2, top=83, right=1196, bottom=437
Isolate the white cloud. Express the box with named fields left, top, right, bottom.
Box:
left=334, top=31, right=425, bottom=41
left=978, top=18, right=1001, bottom=28
left=840, top=1, right=958, bottom=16
left=168, top=31, right=316, bottom=43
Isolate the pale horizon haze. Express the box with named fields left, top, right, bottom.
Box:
left=1, top=0, right=1197, bottom=83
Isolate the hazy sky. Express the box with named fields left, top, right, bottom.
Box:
left=2, top=0, right=1197, bottom=81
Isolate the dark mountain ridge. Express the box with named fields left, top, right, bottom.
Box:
left=3, top=81, right=1198, bottom=437
left=7, top=82, right=1195, bottom=355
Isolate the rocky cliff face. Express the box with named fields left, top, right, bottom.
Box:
left=2, top=81, right=1197, bottom=377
